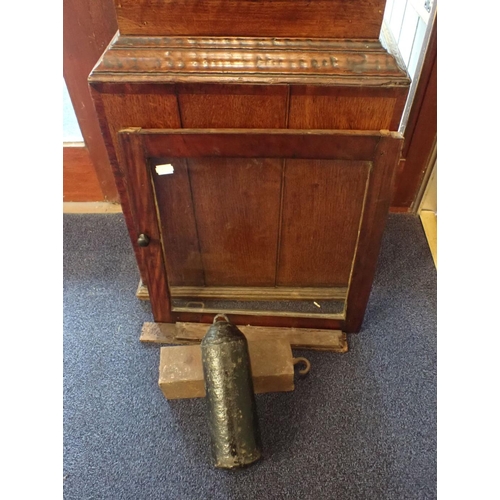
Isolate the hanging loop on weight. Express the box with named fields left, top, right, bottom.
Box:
left=212, top=313, right=230, bottom=324
left=293, top=357, right=311, bottom=376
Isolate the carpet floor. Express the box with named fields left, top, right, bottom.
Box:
left=63, top=213, right=436, bottom=500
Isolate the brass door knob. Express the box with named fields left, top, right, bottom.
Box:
left=137, top=233, right=150, bottom=247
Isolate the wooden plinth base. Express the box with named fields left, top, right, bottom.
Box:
left=141, top=322, right=348, bottom=352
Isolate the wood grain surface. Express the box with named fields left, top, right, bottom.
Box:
left=186, top=158, right=283, bottom=286
left=345, top=133, right=404, bottom=332
left=290, top=95, right=396, bottom=130
left=64, top=0, right=118, bottom=201
left=140, top=322, right=348, bottom=352
left=158, top=339, right=295, bottom=399
left=114, top=0, right=386, bottom=39
left=392, top=18, right=437, bottom=208
left=169, top=286, right=348, bottom=301
left=175, top=322, right=347, bottom=352
left=169, top=311, right=345, bottom=330
left=90, top=35, right=410, bottom=88
left=151, top=158, right=205, bottom=286
left=101, top=93, right=181, bottom=166
left=118, top=130, right=173, bottom=322
left=142, top=129, right=381, bottom=160
left=63, top=146, right=104, bottom=202
left=277, top=160, right=371, bottom=286
left=118, top=129, right=403, bottom=331
left=178, top=84, right=288, bottom=128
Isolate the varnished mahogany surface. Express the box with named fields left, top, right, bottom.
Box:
left=140, top=129, right=381, bottom=159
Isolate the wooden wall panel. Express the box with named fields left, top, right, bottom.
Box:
left=187, top=158, right=283, bottom=286
left=114, top=0, right=386, bottom=39
left=63, top=0, right=119, bottom=201
left=63, top=146, right=104, bottom=202
left=277, top=160, right=371, bottom=287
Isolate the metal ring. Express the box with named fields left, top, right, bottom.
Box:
left=293, top=357, right=311, bottom=376
left=213, top=313, right=230, bottom=324
left=186, top=301, right=205, bottom=309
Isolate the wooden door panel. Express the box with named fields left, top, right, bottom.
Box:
left=277, top=160, right=370, bottom=287
left=187, top=158, right=283, bottom=286
left=151, top=158, right=205, bottom=287
left=118, top=129, right=403, bottom=331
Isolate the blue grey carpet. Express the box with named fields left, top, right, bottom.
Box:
left=63, top=213, right=436, bottom=499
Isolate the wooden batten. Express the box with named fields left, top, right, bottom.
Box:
left=137, top=129, right=383, bottom=160
left=141, top=322, right=348, bottom=352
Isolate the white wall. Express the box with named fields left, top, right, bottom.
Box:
left=383, top=0, right=437, bottom=133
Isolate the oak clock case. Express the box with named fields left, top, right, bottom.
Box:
left=89, top=0, right=410, bottom=334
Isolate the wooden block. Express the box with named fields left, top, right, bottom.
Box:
left=141, top=321, right=348, bottom=352
left=158, top=339, right=294, bottom=400
left=248, top=340, right=294, bottom=394
left=141, top=322, right=187, bottom=345
left=159, top=345, right=206, bottom=399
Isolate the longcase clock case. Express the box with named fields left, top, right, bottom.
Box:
left=89, top=0, right=410, bottom=333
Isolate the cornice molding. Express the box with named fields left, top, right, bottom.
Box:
left=90, top=35, right=410, bottom=87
